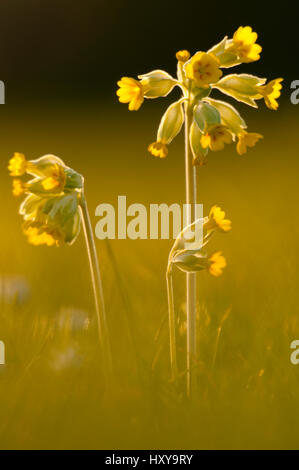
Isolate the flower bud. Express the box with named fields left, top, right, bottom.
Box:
left=176, top=50, right=190, bottom=63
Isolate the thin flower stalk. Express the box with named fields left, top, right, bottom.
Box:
left=184, top=98, right=198, bottom=396
left=79, top=192, right=113, bottom=379
left=166, top=264, right=177, bottom=381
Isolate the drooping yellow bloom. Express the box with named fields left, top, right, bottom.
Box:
left=148, top=140, right=168, bottom=158
left=237, top=131, right=263, bottom=155
left=209, top=251, right=227, bottom=277
left=176, top=50, right=190, bottom=63
left=41, top=164, right=66, bottom=192
left=116, top=77, right=145, bottom=111
left=205, top=206, right=232, bottom=233
left=23, top=221, right=64, bottom=247
left=8, top=153, right=28, bottom=176
left=230, top=26, right=262, bottom=63
left=256, top=78, right=283, bottom=110
left=185, top=52, right=223, bottom=88
left=201, top=124, right=232, bottom=151
left=12, top=179, right=26, bottom=197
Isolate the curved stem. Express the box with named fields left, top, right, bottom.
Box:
left=184, top=84, right=198, bottom=397
left=79, top=192, right=113, bottom=382
left=166, top=263, right=177, bottom=381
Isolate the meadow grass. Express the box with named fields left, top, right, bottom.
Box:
left=0, top=101, right=298, bottom=449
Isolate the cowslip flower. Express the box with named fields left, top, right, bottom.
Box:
left=204, top=206, right=232, bottom=233
left=117, top=26, right=282, bottom=162
left=209, top=26, right=262, bottom=67
left=116, top=77, right=145, bottom=111
left=168, top=206, right=231, bottom=276
left=171, top=248, right=227, bottom=277
left=8, top=153, right=30, bottom=176
left=148, top=140, right=168, bottom=159
left=23, top=220, right=65, bottom=247
left=12, top=179, right=26, bottom=197
left=184, top=52, right=223, bottom=88
left=237, top=131, right=263, bottom=155
left=208, top=251, right=227, bottom=277
left=8, top=153, right=83, bottom=247
left=256, top=78, right=283, bottom=110
left=201, top=124, right=232, bottom=151
left=229, top=26, right=262, bottom=63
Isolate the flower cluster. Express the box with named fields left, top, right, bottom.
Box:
left=168, top=205, right=231, bottom=277
left=8, top=153, right=83, bottom=247
left=117, top=26, right=283, bottom=165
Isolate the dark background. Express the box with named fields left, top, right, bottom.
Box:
left=0, top=0, right=297, bottom=104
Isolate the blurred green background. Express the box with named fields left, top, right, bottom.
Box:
left=1, top=0, right=299, bottom=450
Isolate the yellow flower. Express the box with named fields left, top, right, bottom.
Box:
left=185, top=52, right=223, bottom=88
left=116, top=77, right=145, bottom=111
left=231, top=26, right=262, bottom=63
left=201, top=125, right=232, bottom=151
left=8, top=153, right=29, bottom=176
left=209, top=251, right=226, bottom=277
left=176, top=50, right=190, bottom=63
left=41, top=164, right=66, bottom=192
left=12, top=179, right=26, bottom=197
left=256, top=78, right=283, bottom=110
left=237, top=131, right=263, bottom=155
left=23, top=221, right=64, bottom=247
left=205, top=206, right=232, bottom=233
left=148, top=140, right=168, bottom=158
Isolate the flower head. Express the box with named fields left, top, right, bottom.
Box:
left=8, top=153, right=82, bottom=247
left=185, top=52, right=223, bottom=88
left=201, top=124, right=232, bottom=151
left=237, top=131, right=263, bottom=155
left=117, top=28, right=282, bottom=166
left=148, top=140, right=168, bottom=158
left=205, top=206, right=232, bottom=233
left=8, top=153, right=28, bottom=176
left=176, top=50, right=190, bottom=63
left=209, top=251, right=227, bottom=277
left=257, top=78, right=283, bottom=110
left=116, top=77, right=145, bottom=111
left=231, top=26, right=262, bottom=63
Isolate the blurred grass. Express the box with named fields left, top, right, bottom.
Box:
left=1, top=99, right=299, bottom=449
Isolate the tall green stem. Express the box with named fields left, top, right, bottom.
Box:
left=79, top=192, right=113, bottom=381
left=166, top=264, right=177, bottom=381
left=184, top=96, right=197, bottom=397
